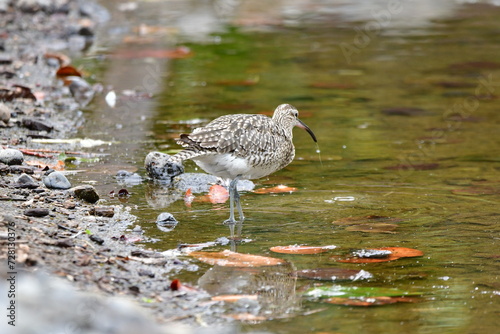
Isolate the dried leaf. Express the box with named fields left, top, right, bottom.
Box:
left=56, top=65, right=82, bottom=77
left=254, top=185, right=298, bottom=194
left=270, top=245, right=336, bottom=254
left=190, top=250, right=286, bottom=267
left=332, top=247, right=424, bottom=263
left=211, top=294, right=258, bottom=302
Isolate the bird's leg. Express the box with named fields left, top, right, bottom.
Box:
left=224, top=175, right=244, bottom=225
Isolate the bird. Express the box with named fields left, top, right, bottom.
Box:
left=168, top=103, right=317, bottom=224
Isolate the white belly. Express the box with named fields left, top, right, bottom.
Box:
left=193, top=153, right=278, bottom=180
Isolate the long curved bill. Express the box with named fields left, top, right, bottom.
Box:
left=297, top=119, right=317, bottom=143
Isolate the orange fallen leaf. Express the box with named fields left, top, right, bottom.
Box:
left=225, top=313, right=266, bottom=322
left=25, top=160, right=65, bottom=171
left=56, top=65, right=82, bottom=77
left=170, top=279, right=198, bottom=292
left=270, top=245, right=336, bottom=254
left=211, top=294, right=258, bottom=302
left=184, top=188, right=194, bottom=207
left=254, top=185, right=298, bottom=194
left=208, top=184, right=229, bottom=203
left=333, top=247, right=424, bottom=264
left=189, top=250, right=286, bottom=267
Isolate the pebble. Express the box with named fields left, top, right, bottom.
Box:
left=0, top=102, right=11, bottom=123
left=115, top=170, right=143, bottom=186
left=9, top=165, right=35, bottom=174
left=91, top=206, right=114, bottom=217
left=68, top=76, right=94, bottom=106
left=156, top=212, right=178, bottom=232
left=15, top=173, right=39, bottom=189
left=24, top=208, right=49, bottom=217
left=0, top=148, right=24, bottom=165
left=22, top=118, right=54, bottom=132
left=43, top=170, right=71, bottom=189
left=144, top=151, right=184, bottom=181
left=69, top=185, right=99, bottom=203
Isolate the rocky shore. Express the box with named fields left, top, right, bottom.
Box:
left=0, top=1, right=239, bottom=333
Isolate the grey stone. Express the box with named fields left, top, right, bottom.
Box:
left=15, top=173, right=38, bottom=189
left=69, top=185, right=99, bottom=203
left=145, top=151, right=184, bottom=181
left=43, top=171, right=71, bottom=189
left=0, top=148, right=24, bottom=165
left=0, top=102, right=11, bottom=122
left=156, top=212, right=178, bottom=232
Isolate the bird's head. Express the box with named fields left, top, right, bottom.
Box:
left=273, top=104, right=317, bottom=142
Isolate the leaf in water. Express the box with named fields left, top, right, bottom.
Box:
left=381, top=107, right=426, bottom=116
left=345, top=223, right=398, bottom=234
left=333, top=215, right=403, bottom=226
left=451, top=187, right=499, bottom=196
left=294, top=268, right=372, bottom=281
left=211, top=294, right=258, bottom=302
left=190, top=250, right=286, bottom=267
left=208, top=184, right=229, bottom=204
left=270, top=245, right=336, bottom=254
left=184, top=188, right=194, bottom=207
left=56, top=65, right=82, bottom=77
left=254, top=185, right=298, bottom=194
left=332, top=247, right=423, bottom=263
left=384, top=163, right=440, bottom=171
left=433, top=81, right=476, bottom=88
left=324, top=296, right=421, bottom=306
left=305, top=285, right=423, bottom=299
left=449, top=61, right=500, bottom=71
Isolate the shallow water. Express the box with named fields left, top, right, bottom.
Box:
left=75, top=1, right=499, bottom=333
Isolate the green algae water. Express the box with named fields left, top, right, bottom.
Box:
left=77, top=2, right=500, bottom=333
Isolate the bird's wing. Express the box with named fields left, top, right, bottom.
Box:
left=178, top=114, right=279, bottom=156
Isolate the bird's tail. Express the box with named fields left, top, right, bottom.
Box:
left=170, top=148, right=205, bottom=164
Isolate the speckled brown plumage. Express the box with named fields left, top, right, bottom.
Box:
left=171, top=103, right=317, bottom=223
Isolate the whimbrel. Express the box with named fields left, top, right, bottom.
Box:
left=169, top=103, right=317, bottom=224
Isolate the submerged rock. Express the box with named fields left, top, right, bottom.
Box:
left=43, top=170, right=71, bottom=189
left=145, top=151, right=184, bottom=181
left=0, top=148, right=24, bottom=165
left=156, top=212, right=178, bottom=232
left=69, top=185, right=99, bottom=203
left=115, top=170, right=143, bottom=186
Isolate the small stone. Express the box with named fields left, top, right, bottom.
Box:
left=145, top=151, right=184, bottom=181
left=9, top=165, right=35, bottom=174
left=89, top=234, right=104, bottom=245
left=63, top=200, right=76, bottom=209
left=156, top=212, right=178, bottom=232
left=0, top=148, right=24, bottom=165
left=22, top=118, right=54, bottom=132
left=24, top=208, right=49, bottom=217
left=91, top=206, right=114, bottom=217
left=0, top=102, right=11, bottom=123
left=138, top=269, right=155, bottom=278
left=43, top=171, right=71, bottom=189
left=70, top=185, right=99, bottom=203
left=15, top=173, right=38, bottom=189
left=68, top=76, right=94, bottom=106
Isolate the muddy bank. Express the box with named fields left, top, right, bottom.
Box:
left=0, top=2, right=239, bottom=333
